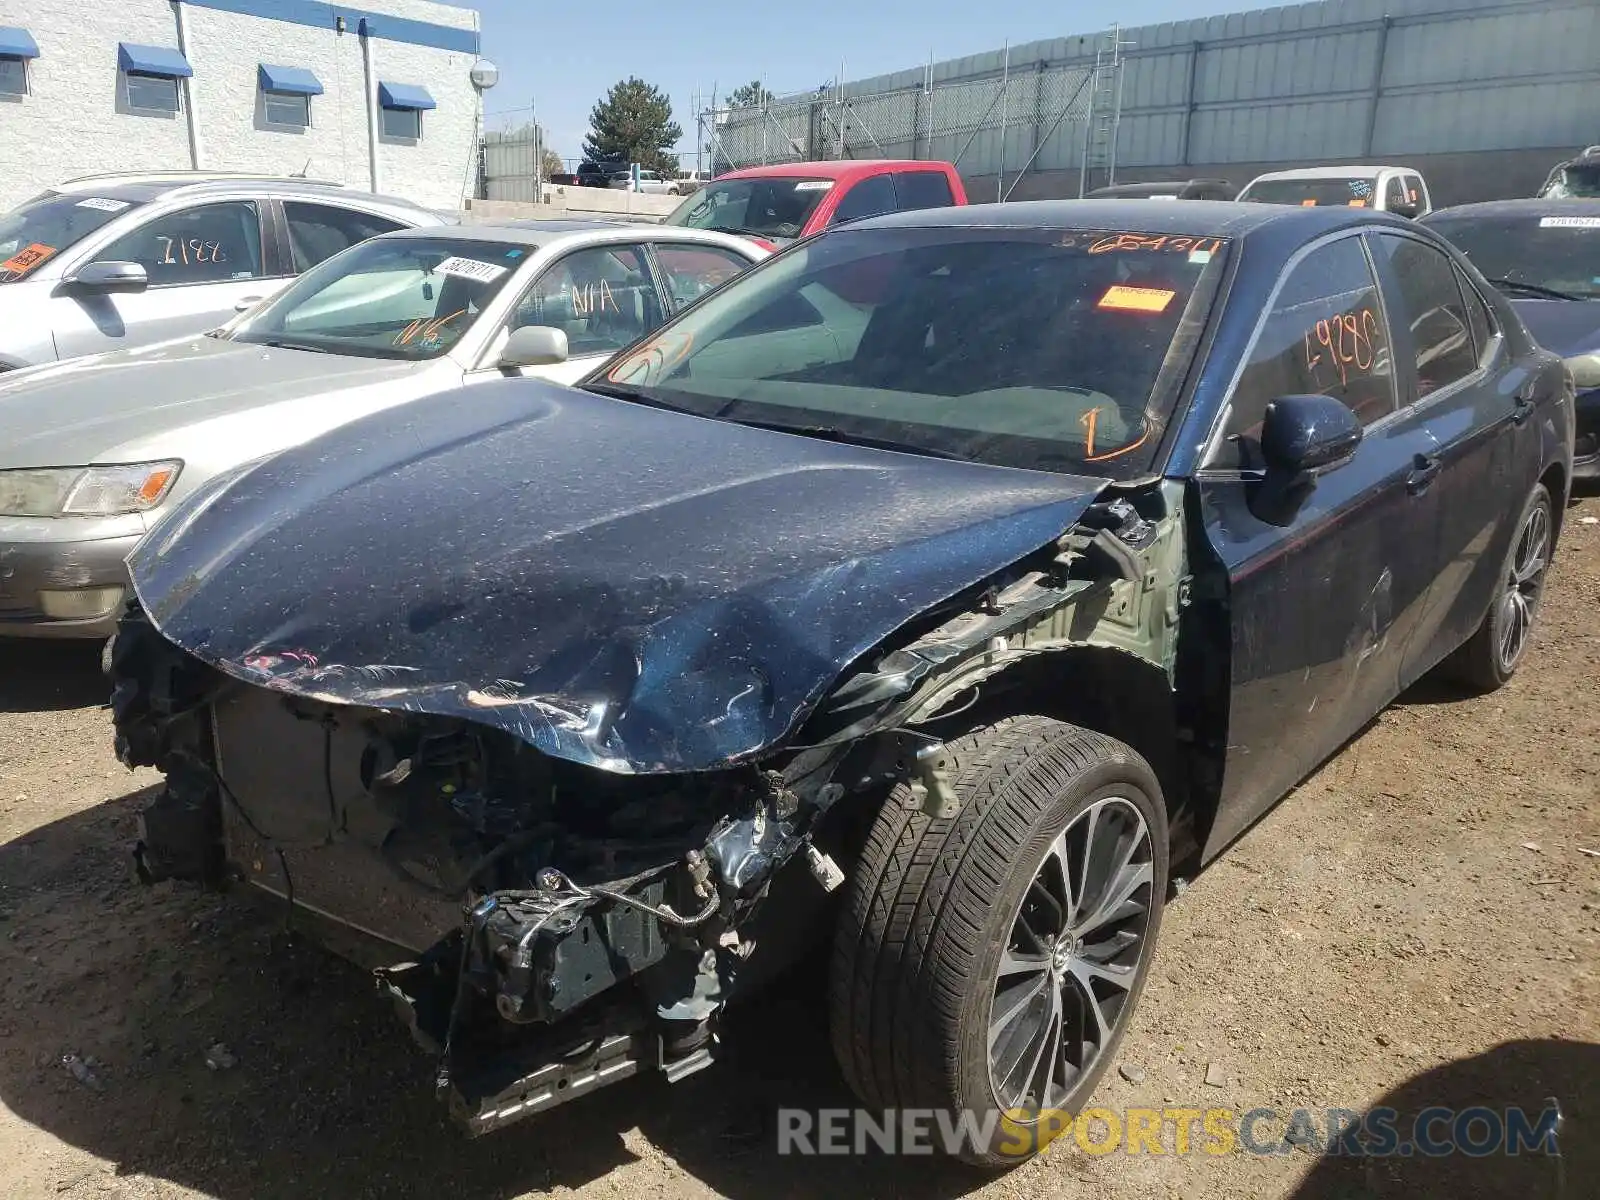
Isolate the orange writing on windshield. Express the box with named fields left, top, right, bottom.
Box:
left=1088, top=233, right=1224, bottom=256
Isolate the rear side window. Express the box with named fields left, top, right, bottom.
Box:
left=830, top=175, right=897, bottom=225
left=99, top=201, right=264, bottom=285
left=1372, top=235, right=1479, bottom=398
left=1459, top=275, right=1497, bottom=366
left=653, top=243, right=751, bottom=310
left=894, top=171, right=955, bottom=211
left=1385, top=177, right=1407, bottom=210
left=1214, top=236, right=1396, bottom=468
left=284, top=202, right=406, bottom=273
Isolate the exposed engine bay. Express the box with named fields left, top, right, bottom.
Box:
left=109, top=486, right=1204, bottom=1135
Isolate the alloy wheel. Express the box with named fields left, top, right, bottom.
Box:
left=1497, top=499, right=1550, bottom=673
left=987, top=796, right=1156, bottom=1112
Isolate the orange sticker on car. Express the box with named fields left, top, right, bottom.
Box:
left=1, top=243, right=57, bottom=276
left=1347, top=198, right=1367, bottom=207
left=1300, top=199, right=1318, bottom=207
left=1097, top=285, right=1176, bottom=313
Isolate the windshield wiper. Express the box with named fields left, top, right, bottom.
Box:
left=723, top=417, right=970, bottom=461
left=582, top=381, right=699, bottom=415
left=1485, top=278, right=1589, bottom=302
left=250, top=338, right=338, bottom=354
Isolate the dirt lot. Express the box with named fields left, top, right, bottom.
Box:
left=1, top=497, right=1596, bottom=1200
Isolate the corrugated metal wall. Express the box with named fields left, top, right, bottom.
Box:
left=824, top=0, right=1597, bottom=185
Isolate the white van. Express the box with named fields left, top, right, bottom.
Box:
left=1236, top=165, right=1432, bottom=217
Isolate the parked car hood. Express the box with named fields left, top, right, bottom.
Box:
left=0, top=336, right=422, bottom=469
left=129, top=379, right=1108, bottom=774
left=1510, top=299, right=1600, bottom=359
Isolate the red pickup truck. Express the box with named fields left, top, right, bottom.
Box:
left=661, top=159, right=967, bottom=250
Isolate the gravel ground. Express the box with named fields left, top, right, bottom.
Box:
left=1, top=496, right=1596, bottom=1200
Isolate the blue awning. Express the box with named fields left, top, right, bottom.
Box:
left=378, top=81, right=436, bottom=111
left=118, top=43, right=192, bottom=78
left=0, top=26, right=40, bottom=59
left=258, top=64, right=323, bottom=96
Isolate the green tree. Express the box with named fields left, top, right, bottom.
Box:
left=583, top=77, right=683, bottom=176
left=728, top=80, right=773, bottom=108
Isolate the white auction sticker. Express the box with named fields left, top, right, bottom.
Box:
left=76, top=197, right=131, bottom=212
left=433, top=256, right=509, bottom=283
left=1539, top=216, right=1600, bottom=228
left=793, top=180, right=835, bottom=191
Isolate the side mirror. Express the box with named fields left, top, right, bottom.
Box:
left=1249, top=394, right=1363, bottom=526
left=69, top=261, right=149, bottom=294
left=1564, top=352, right=1600, bottom=389
left=1389, top=200, right=1420, bottom=219
left=499, top=324, right=568, bottom=369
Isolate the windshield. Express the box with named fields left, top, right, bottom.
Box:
left=0, top=191, right=145, bottom=283
left=1239, top=177, right=1380, bottom=208
left=1423, top=214, right=1600, bottom=299
left=233, top=235, right=525, bottom=359
left=1540, top=162, right=1600, bottom=199
left=664, top=177, right=834, bottom=241
left=590, top=225, right=1228, bottom=479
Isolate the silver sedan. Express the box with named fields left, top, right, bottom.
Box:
left=0, top=220, right=766, bottom=638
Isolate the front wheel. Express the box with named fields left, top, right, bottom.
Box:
left=829, top=715, right=1168, bottom=1167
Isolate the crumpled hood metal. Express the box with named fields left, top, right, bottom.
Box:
left=129, top=378, right=1106, bottom=773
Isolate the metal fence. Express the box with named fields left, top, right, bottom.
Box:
left=697, top=46, right=1121, bottom=197
left=479, top=118, right=549, bottom=203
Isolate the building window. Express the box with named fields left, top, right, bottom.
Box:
left=117, top=43, right=190, bottom=116
left=0, top=57, right=26, bottom=97
left=126, top=72, right=180, bottom=114
left=263, top=90, right=310, bottom=128
left=377, top=81, right=434, bottom=143
left=381, top=105, right=421, bottom=140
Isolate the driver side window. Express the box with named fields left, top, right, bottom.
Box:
left=829, top=175, right=896, bottom=226
left=510, top=245, right=662, bottom=357
left=97, top=202, right=265, bottom=286
left=1212, top=236, right=1396, bottom=470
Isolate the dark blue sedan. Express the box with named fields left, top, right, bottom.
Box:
left=1422, top=198, right=1600, bottom=478
left=110, top=199, right=1575, bottom=1165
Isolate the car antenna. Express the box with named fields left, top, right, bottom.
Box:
left=292, top=157, right=311, bottom=179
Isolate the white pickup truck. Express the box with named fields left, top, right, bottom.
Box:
left=1236, top=165, right=1432, bottom=217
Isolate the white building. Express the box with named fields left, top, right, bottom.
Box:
left=0, top=0, right=485, bottom=212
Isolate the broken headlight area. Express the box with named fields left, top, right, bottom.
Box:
left=112, top=617, right=857, bottom=1134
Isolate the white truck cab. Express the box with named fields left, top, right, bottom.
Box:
left=1236, top=165, right=1432, bottom=218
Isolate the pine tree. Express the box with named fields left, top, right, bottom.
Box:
left=583, top=78, right=683, bottom=176
left=728, top=80, right=773, bottom=108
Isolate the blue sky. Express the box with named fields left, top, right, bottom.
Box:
left=474, top=0, right=1227, bottom=166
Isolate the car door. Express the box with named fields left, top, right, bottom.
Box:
left=1193, top=232, right=1443, bottom=856
left=1366, top=230, right=1538, bottom=681
left=52, top=200, right=278, bottom=359
left=481, top=242, right=667, bottom=385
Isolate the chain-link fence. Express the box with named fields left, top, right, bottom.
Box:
left=701, top=63, right=1099, bottom=187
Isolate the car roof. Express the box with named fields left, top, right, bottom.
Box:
left=1247, top=165, right=1418, bottom=181
left=715, top=159, right=949, bottom=182
left=1423, top=198, right=1600, bottom=221
left=851, top=198, right=1408, bottom=239
left=45, top=172, right=438, bottom=212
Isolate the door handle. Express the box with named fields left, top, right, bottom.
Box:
left=1406, top=452, right=1442, bottom=495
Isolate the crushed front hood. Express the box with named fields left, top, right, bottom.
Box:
left=129, top=379, right=1106, bottom=773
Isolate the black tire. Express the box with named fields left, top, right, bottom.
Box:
left=829, top=715, right=1168, bottom=1167
left=1441, top=482, right=1554, bottom=693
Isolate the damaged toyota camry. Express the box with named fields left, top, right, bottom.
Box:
left=106, top=200, right=1573, bottom=1166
